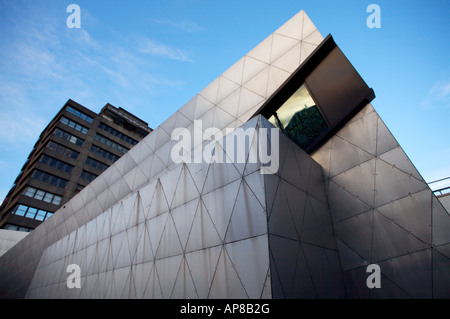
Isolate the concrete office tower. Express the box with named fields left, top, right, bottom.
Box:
left=0, top=100, right=152, bottom=232
left=0, top=10, right=449, bottom=299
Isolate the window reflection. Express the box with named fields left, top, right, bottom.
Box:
left=268, top=84, right=328, bottom=150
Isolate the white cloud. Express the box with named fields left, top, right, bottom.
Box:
left=153, top=19, right=206, bottom=33
left=139, top=38, right=193, bottom=62
left=422, top=81, right=450, bottom=109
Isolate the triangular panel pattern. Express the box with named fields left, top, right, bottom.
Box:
left=312, top=103, right=450, bottom=298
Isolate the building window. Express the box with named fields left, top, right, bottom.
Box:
left=268, top=84, right=328, bottom=151
left=40, top=155, right=74, bottom=173
left=98, top=122, right=138, bottom=145
left=23, top=186, right=62, bottom=205
left=11, top=204, right=53, bottom=221
left=80, top=170, right=97, bottom=182
left=4, top=224, right=33, bottom=232
left=66, top=106, right=94, bottom=123
left=46, top=141, right=79, bottom=159
left=90, top=145, right=120, bottom=162
left=60, top=117, right=89, bottom=134
left=53, top=128, right=84, bottom=146
left=31, top=170, right=68, bottom=189
left=85, top=157, right=109, bottom=172
left=94, top=133, right=129, bottom=154
left=74, top=184, right=84, bottom=194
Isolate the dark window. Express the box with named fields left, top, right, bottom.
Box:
left=66, top=106, right=94, bottom=123
left=60, top=116, right=89, bottom=134
left=31, top=170, right=68, bottom=189
left=80, top=170, right=97, bottom=182
left=94, top=133, right=129, bottom=154
left=47, top=141, right=79, bottom=159
left=90, top=145, right=120, bottom=162
left=40, top=155, right=73, bottom=173
left=85, top=157, right=109, bottom=172
left=53, top=128, right=84, bottom=146
left=98, top=122, right=138, bottom=145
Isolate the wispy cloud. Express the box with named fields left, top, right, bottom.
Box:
left=422, top=81, right=450, bottom=109
left=139, top=37, right=193, bottom=62
left=153, top=19, right=206, bottom=33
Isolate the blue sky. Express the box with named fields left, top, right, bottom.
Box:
left=0, top=0, right=449, bottom=201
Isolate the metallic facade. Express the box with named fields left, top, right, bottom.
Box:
left=0, top=10, right=449, bottom=299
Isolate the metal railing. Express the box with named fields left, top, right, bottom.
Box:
left=429, top=177, right=450, bottom=196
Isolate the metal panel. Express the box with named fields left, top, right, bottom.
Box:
left=336, top=111, right=377, bottom=156
left=331, top=158, right=376, bottom=207
left=376, top=189, right=431, bottom=244
left=224, top=175, right=267, bottom=243
left=301, top=243, right=340, bottom=298
left=202, top=179, right=241, bottom=241
left=374, top=159, right=427, bottom=207
left=170, top=198, right=199, bottom=250
left=328, top=136, right=373, bottom=178
left=378, top=249, right=432, bottom=299
left=309, top=195, right=337, bottom=250
left=184, top=245, right=222, bottom=299
left=326, top=179, right=372, bottom=223
left=154, top=254, right=183, bottom=298
left=336, top=238, right=368, bottom=271
left=208, top=247, right=248, bottom=299
left=269, top=235, right=301, bottom=298
left=371, top=210, right=428, bottom=262
left=225, top=236, right=270, bottom=298
left=379, top=146, right=423, bottom=181
left=269, top=180, right=300, bottom=240
left=432, top=249, right=450, bottom=299
left=376, top=116, right=398, bottom=156
left=171, top=257, right=198, bottom=298
left=334, top=210, right=374, bottom=262
left=432, top=197, right=450, bottom=246
left=185, top=199, right=222, bottom=253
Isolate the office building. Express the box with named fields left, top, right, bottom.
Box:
left=0, top=100, right=152, bottom=232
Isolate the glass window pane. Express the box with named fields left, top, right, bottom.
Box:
left=35, top=190, right=45, bottom=200
left=15, top=205, right=27, bottom=216
left=5, top=224, right=19, bottom=230
left=58, top=179, right=67, bottom=188
left=268, top=84, right=328, bottom=150
left=49, top=176, right=58, bottom=186
left=35, top=210, right=46, bottom=221
left=53, top=196, right=62, bottom=205
left=24, top=187, right=36, bottom=197
left=25, top=207, right=37, bottom=218
left=43, top=193, right=54, bottom=203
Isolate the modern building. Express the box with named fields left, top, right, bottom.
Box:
left=0, top=10, right=449, bottom=299
left=431, top=177, right=450, bottom=212
left=0, top=99, right=152, bottom=232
